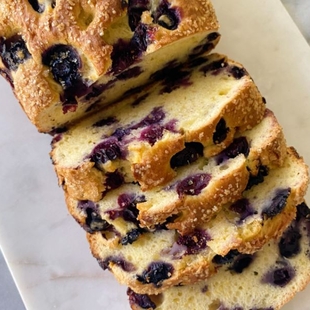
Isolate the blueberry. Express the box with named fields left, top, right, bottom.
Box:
left=105, top=193, right=145, bottom=224
left=132, top=106, right=165, bottom=129
left=160, top=69, right=192, bottom=94
left=85, top=80, right=116, bottom=100
left=212, top=250, right=240, bottom=265
left=170, top=142, right=204, bottom=168
left=85, top=208, right=111, bottom=232
left=150, top=60, right=180, bottom=82
left=140, top=124, right=164, bottom=145
left=131, top=93, right=149, bottom=107
left=93, top=116, right=117, bottom=127
left=28, top=0, right=44, bottom=13
left=213, top=118, right=229, bottom=145
left=207, top=32, right=220, bottom=42
left=127, top=288, right=156, bottom=309
left=128, top=0, right=150, bottom=31
left=200, top=58, right=227, bottom=75
left=246, top=166, right=269, bottom=190
left=0, top=35, right=31, bottom=71
left=42, top=44, right=81, bottom=89
left=187, top=56, right=210, bottom=69
left=121, top=228, right=145, bottom=245
left=176, top=229, right=210, bottom=255
left=228, top=66, right=246, bottom=79
left=104, top=171, right=124, bottom=192
left=262, top=188, right=291, bottom=219
left=263, top=265, right=295, bottom=287
left=117, top=66, right=143, bottom=80
left=89, top=137, right=122, bottom=165
left=296, top=202, right=310, bottom=222
left=152, top=0, right=180, bottom=30
left=136, top=261, right=174, bottom=287
left=176, top=173, right=211, bottom=197
left=230, top=198, right=255, bottom=223
left=99, top=256, right=136, bottom=272
left=111, top=23, right=148, bottom=74
left=279, top=226, right=301, bottom=258
left=216, top=137, right=249, bottom=164
left=230, top=254, right=254, bottom=273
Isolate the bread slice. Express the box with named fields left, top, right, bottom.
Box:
left=65, top=109, right=286, bottom=241
left=128, top=202, right=310, bottom=310
left=86, top=147, right=308, bottom=295
left=51, top=53, right=266, bottom=201
left=139, top=109, right=286, bottom=233
left=0, top=0, right=220, bottom=132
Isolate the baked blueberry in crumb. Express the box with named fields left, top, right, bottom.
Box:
left=104, top=171, right=124, bottom=192
left=246, top=165, right=269, bottom=190
left=99, top=256, right=136, bottom=272
left=121, top=228, right=146, bottom=245
left=170, top=142, right=204, bottom=168
left=127, top=288, right=156, bottom=309
left=263, top=264, right=295, bottom=287
left=207, top=32, right=220, bottom=42
left=0, top=35, right=31, bottom=71
left=152, top=0, right=180, bottom=30
left=85, top=208, right=111, bottom=232
left=136, top=261, right=174, bottom=287
left=230, top=254, right=254, bottom=273
left=296, top=202, right=310, bottom=222
left=42, top=44, right=81, bottom=89
left=279, top=226, right=301, bottom=258
left=212, top=250, right=240, bottom=265
left=228, top=66, right=246, bottom=79
left=111, top=23, right=148, bottom=74
left=93, top=116, right=117, bottom=127
left=140, top=124, right=164, bottom=145
left=176, top=229, right=210, bottom=254
left=213, top=118, right=229, bottom=144
left=262, top=188, right=291, bottom=219
left=89, top=137, right=122, bottom=165
left=128, top=0, right=150, bottom=31
left=176, top=173, right=211, bottom=196
left=230, top=198, right=256, bottom=222
left=117, top=66, right=143, bottom=80
left=200, top=58, right=227, bottom=75
left=105, top=193, right=146, bottom=224
left=216, top=137, right=249, bottom=164
left=28, top=0, right=44, bottom=13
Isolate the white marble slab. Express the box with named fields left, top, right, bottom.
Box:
left=0, top=1, right=310, bottom=309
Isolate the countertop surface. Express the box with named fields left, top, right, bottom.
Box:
left=0, top=1, right=309, bottom=309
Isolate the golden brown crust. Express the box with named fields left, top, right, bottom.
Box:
left=131, top=134, right=185, bottom=190
left=55, top=161, right=105, bottom=201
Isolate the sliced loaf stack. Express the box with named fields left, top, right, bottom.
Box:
left=1, top=0, right=309, bottom=309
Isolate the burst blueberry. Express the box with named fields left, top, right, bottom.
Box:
left=136, top=261, right=174, bottom=287
left=170, top=142, right=204, bottom=168
left=176, top=173, right=211, bottom=196
left=0, top=35, right=31, bottom=71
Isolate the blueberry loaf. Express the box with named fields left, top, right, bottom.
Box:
left=51, top=53, right=266, bottom=201
left=0, top=0, right=220, bottom=132
left=86, top=147, right=308, bottom=295
left=128, top=202, right=310, bottom=310
left=65, top=108, right=287, bottom=241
